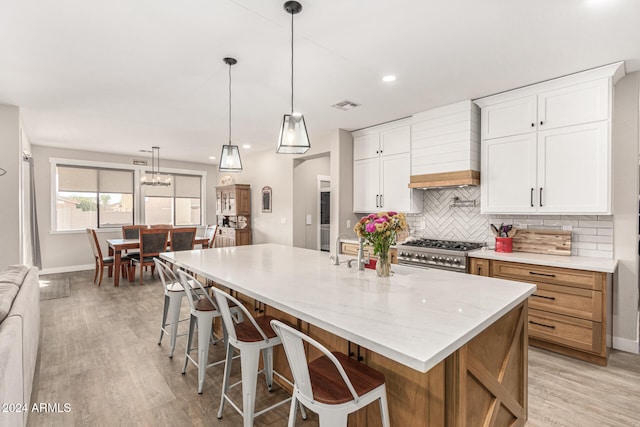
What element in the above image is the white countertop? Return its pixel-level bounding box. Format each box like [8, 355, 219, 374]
[161, 244, 535, 373]
[468, 249, 618, 273]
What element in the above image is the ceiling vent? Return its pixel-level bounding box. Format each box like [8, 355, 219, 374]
[331, 100, 361, 111]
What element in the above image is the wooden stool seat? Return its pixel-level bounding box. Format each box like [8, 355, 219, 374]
[309, 352, 385, 405]
[235, 315, 279, 342]
[194, 298, 216, 311]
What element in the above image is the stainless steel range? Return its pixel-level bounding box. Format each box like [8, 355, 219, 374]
[396, 238, 483, 273]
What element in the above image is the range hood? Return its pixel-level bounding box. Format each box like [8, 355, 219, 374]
[409, 100, 480, 190]
[409, 170, 480, 189]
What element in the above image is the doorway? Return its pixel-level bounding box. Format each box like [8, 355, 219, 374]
[317, 175, 330, 252]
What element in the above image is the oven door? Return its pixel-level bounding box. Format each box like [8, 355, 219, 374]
[397, 258, 467, 273]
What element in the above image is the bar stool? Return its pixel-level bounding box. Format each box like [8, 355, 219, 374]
[211, 288, 306, 427]
[154, 259, 191, 358]
[270, 320, 390, 427]
[176, 270, 240, 394]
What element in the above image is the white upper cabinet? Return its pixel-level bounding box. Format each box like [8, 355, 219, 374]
[352, 119, 422, 213]
[537, 78, 610, 131]
[481, 133, 537, 213]
[476, 61, 624, 215]
[537, 121, 609, 213]
[481, 95, 537, 140]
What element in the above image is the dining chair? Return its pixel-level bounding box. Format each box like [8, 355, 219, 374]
[129, 228, 170, 285]
[122, 224, 146, 239]
[203, 224, 219, 249]
[169, 227, 197, 252]
[86, 228, 130, 286]
[270, 319, 390, 427]
[211, 288, 302, 427]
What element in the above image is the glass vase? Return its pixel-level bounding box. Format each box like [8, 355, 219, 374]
[376, 252, 392, 277]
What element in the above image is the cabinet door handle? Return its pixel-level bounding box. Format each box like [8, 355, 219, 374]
[376, 195, 379, 208]
[540, 120, 544, 126]
[531, 122, 535, 127]
[477, 265, 482, 275]
[532, 294, 556, 301]
[529, 271, 556, 278]
[380, 194, 383, 207]
[530, 188, 534, 207]
[539, 187, 543, 207]
[529, 320, 555, 329]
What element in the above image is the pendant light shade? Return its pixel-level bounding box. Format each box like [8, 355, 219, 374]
[277, 1, 310, 154]
[219, 57, 243, 172]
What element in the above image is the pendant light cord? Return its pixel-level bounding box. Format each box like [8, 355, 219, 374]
[228, 62, 232, 146]
[290, 9, 294, 114]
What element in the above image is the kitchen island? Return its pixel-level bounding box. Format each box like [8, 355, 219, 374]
[161, 244, 536, 426]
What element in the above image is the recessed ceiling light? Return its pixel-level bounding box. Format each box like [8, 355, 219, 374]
[382, 75, 397, 82]
[242, 144, 251, 149]
[209, 156, 216, 160]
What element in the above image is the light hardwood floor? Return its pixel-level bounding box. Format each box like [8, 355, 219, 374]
[28, 270, 640, 427]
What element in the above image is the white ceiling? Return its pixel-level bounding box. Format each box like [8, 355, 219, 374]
[1, 0, 640, 164]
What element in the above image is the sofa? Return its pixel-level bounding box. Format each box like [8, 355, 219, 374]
[0, 265, 40, 427]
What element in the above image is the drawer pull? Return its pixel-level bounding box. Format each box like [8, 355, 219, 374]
[529, 271, 556, 278]
[529, 320, 555, 329]
[532, 294, 556, 301]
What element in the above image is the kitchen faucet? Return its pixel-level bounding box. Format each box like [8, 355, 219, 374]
[329, 233, 349, 265]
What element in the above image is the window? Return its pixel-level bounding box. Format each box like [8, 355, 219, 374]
[56, 166, 134, 230]
[142, 173, 202, 226]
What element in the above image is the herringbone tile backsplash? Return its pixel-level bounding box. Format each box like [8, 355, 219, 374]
[404, 187, 614, 258]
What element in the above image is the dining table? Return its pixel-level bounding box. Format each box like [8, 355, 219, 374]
[107, 236, 209, 286]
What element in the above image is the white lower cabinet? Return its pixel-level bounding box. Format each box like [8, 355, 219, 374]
[481, 121, 610, 214]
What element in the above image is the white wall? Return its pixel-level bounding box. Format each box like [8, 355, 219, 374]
[0, 105, 21, 269]
[31, 145, 218, 272]
[292, 155, 330, 249]
[612, 71, 640, 352]
[330, 129, 361, 256]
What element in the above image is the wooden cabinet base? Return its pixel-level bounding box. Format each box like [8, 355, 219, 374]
[265, 302, 527, 427]
[529, 338, 608, 366]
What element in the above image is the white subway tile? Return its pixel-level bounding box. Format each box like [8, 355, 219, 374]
[597, 228, 613, 236]
[536, 215, 562, 220]
[567, 215, 598, 220]
[597, 243, 613, 251]
[572, 227, 597, 235]
[572, 242, 598, 249]
[543, 219, 579, 227]
[579, 220, 613, 228]
[597, 215, 614, 220]
[577, 249, 613, 258]
[517, 219, 544, 225]
[579, 235, 612, 243]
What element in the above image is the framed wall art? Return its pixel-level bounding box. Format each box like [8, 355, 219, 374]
[262, 186, 272, 213]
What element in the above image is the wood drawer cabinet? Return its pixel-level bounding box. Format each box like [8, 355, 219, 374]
[528, 308, 602, 354]
[470, 258, 611, 365]
[468, 258, 490, 276]
[492, 260, 602, 290]
[340, 242, 398, 264]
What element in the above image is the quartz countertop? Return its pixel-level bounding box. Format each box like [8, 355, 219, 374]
[469, 249, 618, 273]
[161, 244, 535, 373]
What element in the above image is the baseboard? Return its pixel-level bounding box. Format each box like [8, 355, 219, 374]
[612, 336, 639, 354]
[38, 264, 94, 275]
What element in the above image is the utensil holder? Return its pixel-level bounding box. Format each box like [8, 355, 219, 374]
[495, 237, 513, 253]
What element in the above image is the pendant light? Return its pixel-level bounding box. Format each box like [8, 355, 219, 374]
[277, 1, 310, 154]
[140, 146, 171, 186]
[219, 57, 243, 172]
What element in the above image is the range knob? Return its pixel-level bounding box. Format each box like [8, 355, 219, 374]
[438, 256, 444, 262]
[452, 259, 460, 265]
[445, 257, 452, 264]
[430, 256, 437, 261]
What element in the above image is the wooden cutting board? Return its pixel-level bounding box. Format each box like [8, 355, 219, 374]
[511, 229, 572, 256]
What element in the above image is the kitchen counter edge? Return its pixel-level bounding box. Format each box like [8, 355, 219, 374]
[468, 249, 618, 273]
